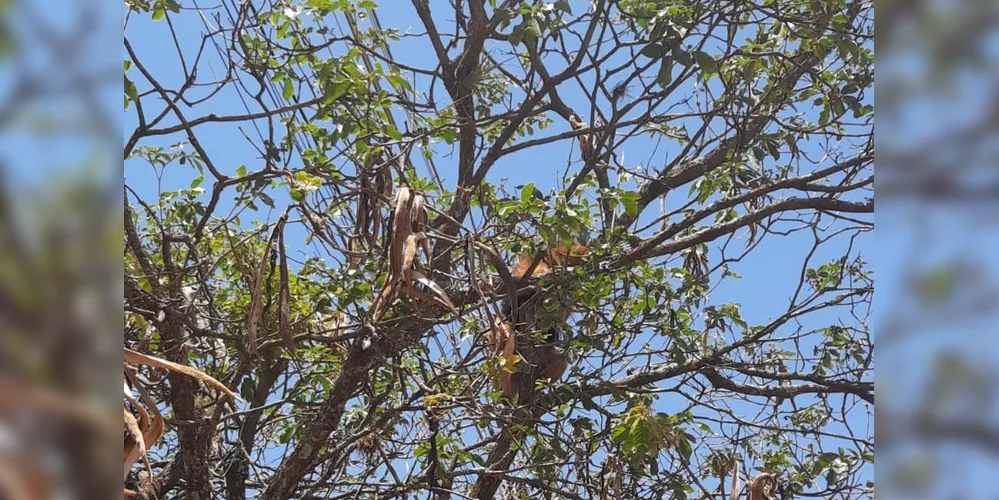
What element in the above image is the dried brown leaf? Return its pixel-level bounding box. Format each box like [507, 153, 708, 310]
[730, 457, 741, 500]
[490, 318, 511, 354]
[390, 187, 413, 279]
[127, 368, 165, 450]
[377, 163, 393, 198]
[402, 233, 421, 279]
[748, 472, 775, 500]
[411, 193, 433, 258]
[500, 320, 518, 399]
[123, 407, 148, 481]
[278, 224, 292, 348]
[124, 348, 237, 399]
[247, 214, 288, 353]
[410, 269, 458, 315]
[370, 208, 383, 249]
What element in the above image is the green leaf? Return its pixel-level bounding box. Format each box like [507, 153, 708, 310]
[520, 183, 536, 202]
[240, 377, 256, 400]
[283, 78, 295, 100]
[673, 47, 692, 66]
[693, 51, 718, 74]
[384, 124, 403, 141]
[260, 192, 275, 208]
[124, 77, 138, 109]
[554, 0, 572, 14]
[743, 59, 757, 82]
[767, 140, 780, 160]
[656, 57, 673, 87]
[291, 189, 305, 202]
[753, 147, 765, 162]
[640, 42, 667, 58]
[523, 18, 542, 42]
[386, 74, 412, 92]
[190, 175, 203, 189]
[509, 24, 525, 46]
[236, 165, 247, 177]
[328, 82, 348, 101]
[152, 6, 165, 20]
[621, 191, 640, 217]
[676, 435, 692, 459]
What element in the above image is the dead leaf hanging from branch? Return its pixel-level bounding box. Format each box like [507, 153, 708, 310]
[371, 186, 456, 320]
[247, 213, 289, 354]
[123, 346, 236, 494]
[123, 348, 236, 398]
[570, 114, 594, 162]
[349, 155, 394, 268]
[278, 222, 292, 348]
[486, 318, 518, 400]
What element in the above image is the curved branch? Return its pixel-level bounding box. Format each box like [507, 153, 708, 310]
[617, 197, 873, 267]
[700, 367, 874, 405]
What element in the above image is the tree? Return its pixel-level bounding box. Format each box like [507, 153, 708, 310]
[124, 0, 873, 498]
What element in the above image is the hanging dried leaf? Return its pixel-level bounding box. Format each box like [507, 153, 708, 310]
[748, 473, 776, 500]
[247, 214, 288, 353]
[570, 114, 593, 161]
[410, 269, 458, 315]
[131, 369, 165, 441]
[488, 317, 508, 354]
[124, 348, 237, 399]
[601, 454, 621, 500]
[390, 187, 413, 276]
[402, 232, 422, 279]
[729, 457, 741, 500]
[373, 187, 455, 320]
[614, 457, 623, 499]
[124, 377, 164, 484]
[371, 187, 412, 319]
[486, 319, 519, 400]
[126, 371, 165, 476]
[124, 347, 235, 490]
[350, 150, 393, 270]
[411, 192, 432, 258]
[123, 408, 148, 481]
[124, 387, 160, 488]
[278, 223, 292, 348]
[376, 158, 393, 198]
